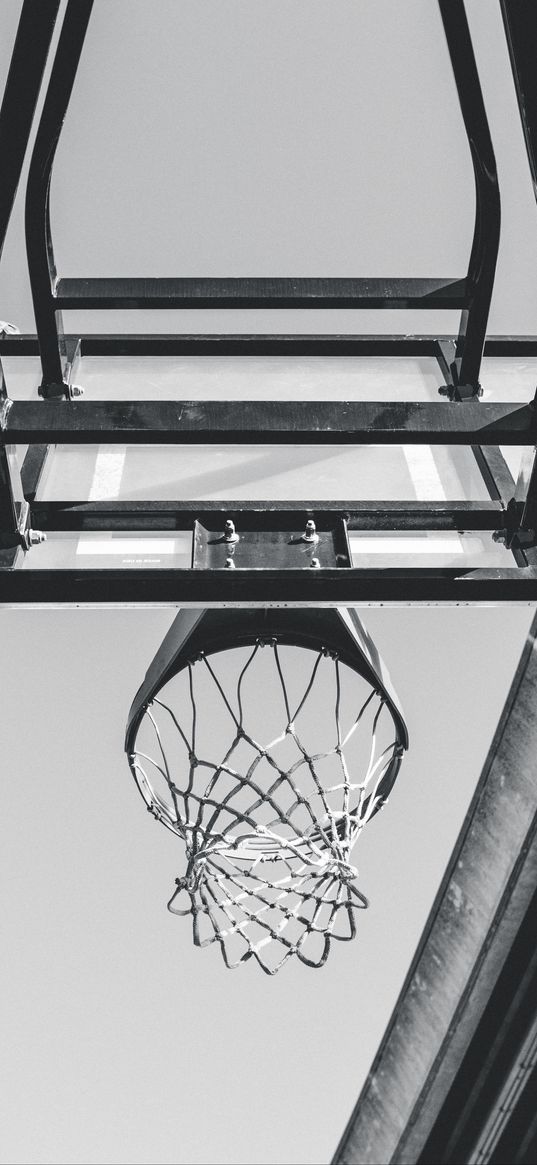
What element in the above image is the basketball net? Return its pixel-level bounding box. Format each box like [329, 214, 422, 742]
[130, 638, 402, 974]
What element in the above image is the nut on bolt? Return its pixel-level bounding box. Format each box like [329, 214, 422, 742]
[224, 519, 239, 543]
[27, 529, 47, 546]
[301, 519, 319, 544]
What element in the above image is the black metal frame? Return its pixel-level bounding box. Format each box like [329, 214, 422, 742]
[0, 0, 60, 267]
[24, 0, 94, 399]
[23, 0, 499, 400]
[0, 0, 60, 568]
[1, 0, 537, 604]
[1, 330, 537, 604]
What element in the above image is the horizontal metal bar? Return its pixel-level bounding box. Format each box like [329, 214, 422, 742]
[29, 499, 505, 532]
[0, 333, 440, 357]
[2, 400, 535, 445]
[481, 337, 537, 356]
[2, 334, 537, 358]
[81, 334, 441, 357]
[0, 566, 536, 605]
[54, 277, 469, 310]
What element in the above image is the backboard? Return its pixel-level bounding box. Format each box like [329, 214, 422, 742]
[1, 344, 536, 602]
[1, 0, 537, 604]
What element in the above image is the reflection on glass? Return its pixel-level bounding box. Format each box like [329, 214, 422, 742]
[349, 530, 514, 569]
[481, 358, 537, 403]
[19, 532, 192, 570]
[73, 356, 443, 402]
[37, 443, 491, 503]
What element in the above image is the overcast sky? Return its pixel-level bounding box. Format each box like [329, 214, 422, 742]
[1, 4, 537, 1165]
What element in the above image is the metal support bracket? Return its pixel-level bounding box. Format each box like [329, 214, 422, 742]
[0, 466, 47, 551]
[437, 340, 483, 400]
[23, 0, 499, 398]
[0, 381, 46, 549]
[192, 517, 351, 571]
[494, 498, 536, 551]
[498, 431, 537, 550]
[38, 335, 84, 399]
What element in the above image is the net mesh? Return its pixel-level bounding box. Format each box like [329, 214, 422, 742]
[129, 638, 402, 974]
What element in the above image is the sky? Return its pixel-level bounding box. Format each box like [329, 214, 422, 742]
[1, 3, 537, 1165]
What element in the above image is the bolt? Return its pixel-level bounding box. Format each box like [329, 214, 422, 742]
[302, 519, 318, 543]
[224, 519, 239, 543]
[310, 557, 320, 569]
[27, 529, 47, 546]
[225, 557, 235, 569]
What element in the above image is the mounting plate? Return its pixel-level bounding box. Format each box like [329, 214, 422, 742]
[192, 518, 351, 571]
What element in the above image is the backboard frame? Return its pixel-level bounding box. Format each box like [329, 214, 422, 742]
[1, 0, 537, 605]
[23, 0, 499, 402]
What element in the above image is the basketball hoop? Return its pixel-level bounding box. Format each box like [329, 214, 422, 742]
[125, 610, 408, 974]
